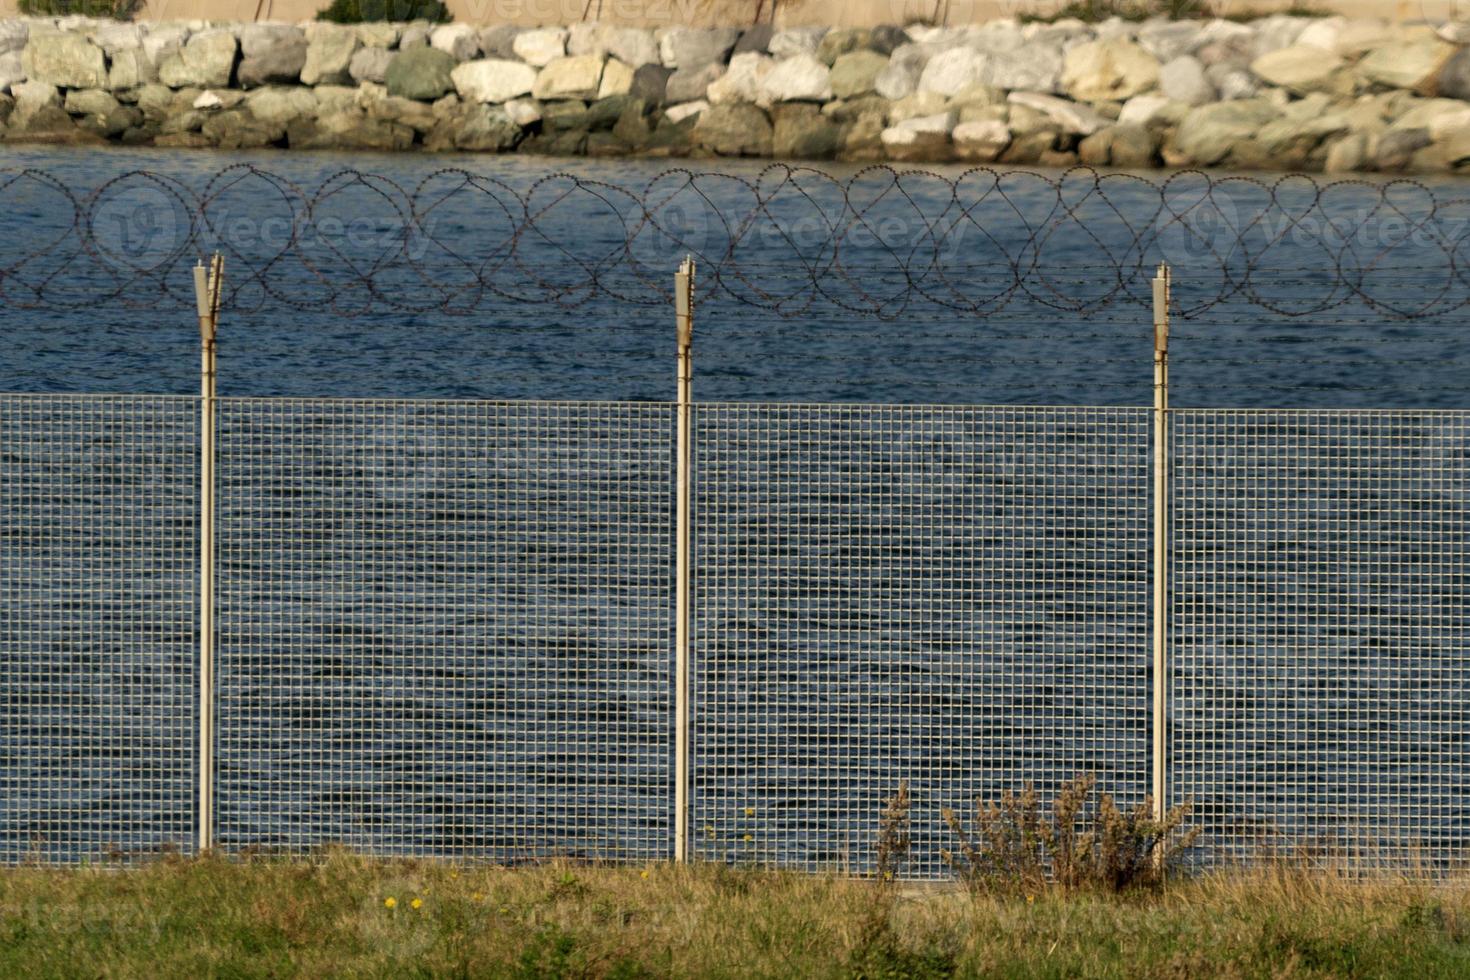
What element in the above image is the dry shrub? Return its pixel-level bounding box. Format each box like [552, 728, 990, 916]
[941, 773, 1199, 893]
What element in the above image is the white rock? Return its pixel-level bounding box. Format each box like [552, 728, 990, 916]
[0, 50, 23, 92]
[759, 53, 831, 102]
[597, 57, 634, 98]
[568, 24, 657, 67]
[299, 24, 357, 86]
[952, 119, 1010, 161]
[707, 51, 771, 105]
[1160, 55, 1216, 106]
[1007, 91, 1106, 135]
[1436, 21, 1470, 45]
[1137, 21, 1200, 63]
[980, 46, 1064, 93]
[142, 25, 188, 67]
[1429, 107, 1470, 142]
[451, 58, 536, 104]
[1296, 16, 1346, 51]
[157, 28, 236, 89]
[245, 85, 319, 125]
[918, 47, 983, 97]
[503, 97, 541, 125]
[532, 54, 603, 100]
[1251, 44, 1345, 94]
[12, 79, 60, 114]
[1118, 93, 1170, 127]
[874, 43, 928, 100]
[663, 99, 707, 123]
[513, 28, 566, 67]
[22, 31, 107, 88]
[192, 89, 223, 109]
[93, 21, 142, 53]
[880, 111, 955, 153]
[1062, 38, 1159, 102]
[430, 23, 478, 61]
[0, 20, 28, 56]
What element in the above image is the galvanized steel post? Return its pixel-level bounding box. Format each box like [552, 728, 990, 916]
[194, 253, 224, 853]
[1151, 262, 1170, 824]
[674, 256, 694, 863]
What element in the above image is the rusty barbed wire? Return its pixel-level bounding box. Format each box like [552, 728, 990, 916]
[0, 163, 1466, 321]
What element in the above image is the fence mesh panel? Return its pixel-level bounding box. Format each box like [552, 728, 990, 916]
[214, 398, 672, 860]
[690, 404, 1151, 876]
[1170, 410, 1470, 863]
[0, 394, 198, 864]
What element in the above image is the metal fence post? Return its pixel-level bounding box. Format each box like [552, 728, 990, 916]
[674, 256, 695, 863]
[1151, 262, 1171, 824]
[194, 253, 224, 853]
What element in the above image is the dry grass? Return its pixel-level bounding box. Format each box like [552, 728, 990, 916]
[2, 849, 1470, 978]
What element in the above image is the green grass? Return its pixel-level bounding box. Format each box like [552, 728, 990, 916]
[4, 851, 1470, 977]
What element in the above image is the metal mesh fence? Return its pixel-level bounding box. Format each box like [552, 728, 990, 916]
[1170, 410, 1470, 863]
[213, 398, 672, 860]
[0, 394, 198, 863]
[690, 405, 1152, 876]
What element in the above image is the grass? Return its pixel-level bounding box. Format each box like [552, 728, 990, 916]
[1017, 0, 1327, 22]
[4, 851, 1470, 977]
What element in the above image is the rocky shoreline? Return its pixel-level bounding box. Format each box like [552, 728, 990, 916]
[2, 15, 1470, 173]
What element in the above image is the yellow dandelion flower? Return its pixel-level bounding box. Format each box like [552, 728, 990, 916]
[743, 834, 753, 843]
[744, 806, 755, 817]
[411, 898, 423, 910]
[450, 871, 459, 880]
[472, 893, 484, 902]
[1026, 895, 1035, 904]
[499, 906, 510, 914]
[384, 897, 396, 909]
[640, 869, 650, 879]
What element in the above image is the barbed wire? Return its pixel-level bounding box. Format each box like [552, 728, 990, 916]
[1, 164, 1467, 321]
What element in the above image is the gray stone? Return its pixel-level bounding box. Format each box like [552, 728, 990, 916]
[455, 104, 520, 150]
[385, 46, 455, 101]
[830, 50, 887, 99]
[874, 44, 926, 100]
[771, 103, 839, 158]
[887, 90, 947, 123]
[1251, 14, 1310, 58]
[1375, 126, 1431, 170]
[478, 25, 522, 60]
[63, 87, 118, 116]
[660, 27, 740, 70]
[631, 64, 671, 105]
[451, 58, 536, 103]
[201, 108, 283, 149]
[0, 19, 28, 56]
[869, 25, 906, 56]
[760, 53, 831, 102]
[92, 22, 141, 54]
[300, 25, 358, 86]
[1118, 94, 1171, 127]
[1359, 37, 1456, 92]
[693, 101, 771, 155]
[768, 28, 826, 60]
[706, 52, 769, 105]
[1174, 98, 1281, 165]
[980, 45, 1064, 93]
[245, 85, 319, 125]
[430, 24, 479, 62]
[597, 58, 634, 98]
[881, 111, 953, 161]
[666, 62, 723, 104]
[78, 104, 143, 140]
[22, 31, 106, 88]
[399, 24, 431, 50]
[533, 55, 604, 101]
[513, 28, 565, 67]
[733, 25, 773, 56]
[918, 47, 982, 97]
[1007, 91, 1107, 135]
[1208, 63, 1257, 101]
[1437, 48, 1470, 102]
[240, 23, 303, 57]
[568, 24, 657, 67]
[502, 97, 540, 126]
[1137, 21, 1200, 64]
[1062, 38, 1160, 102]
[584, 93, 641, 130]
[349, 46, 395, 85]
[141, 26, 188, 69]
[1109, 124, 1158, 167]
[237, 42, 306, 88]
[158, 29, 237, 89]
[356, 23, 399, 48]
[1160, 55, 1215, 106]
[0, 50, 23, 92]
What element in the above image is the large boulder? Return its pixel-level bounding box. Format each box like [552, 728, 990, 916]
[1173, 98, 1281, 165]
[245, 85, 319, 125]
[597, 58, 635, 98]
[568, 24, 657, 67]
[1251, 44, 1345, 95]
[771, 103, 839, 157]
[0, 20, 28, 56]
[630, 63, 671, 104]
[768, 27, 826, 59]
[533, 55, 604, 101]
[1062, 38, 1159, 102]
[881, 111, 953, 161]
[300, 25, 359, 86]
[451, 58, 536, 103]
[733, 25, 773, 55]
[0, 50, 25, 91]
[706, 52, 770, 105]
[238, 31, 308, 88]
[349, 47, 395, 85]
[1359, 37, 1456, 92]
[512, 28, 565, 67]
[430, 24, 479, 61]
[356, 23, 399, 48]
[454, 104, 521, 150]
[874, 43, 927, 100]
[385, 46, 455, 100]
[660, 27, 740, 69]
[1160, 55, 1215, 105]
[692, 101, 772, 155]
[1137, 20, 1201, 63]
[158, 29, 237, 89]
[22, 31, 106, 89]
[952, 119, 1010, 161]
[665, 62, 723, 103]
[478, 25, 522, 60]
[816, 27, 868, 66]
[1007, 91, 1107, 136]
[830, 50, 887, 99]
[760, 53, 832, 102]
[918, 47, 982, 97]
